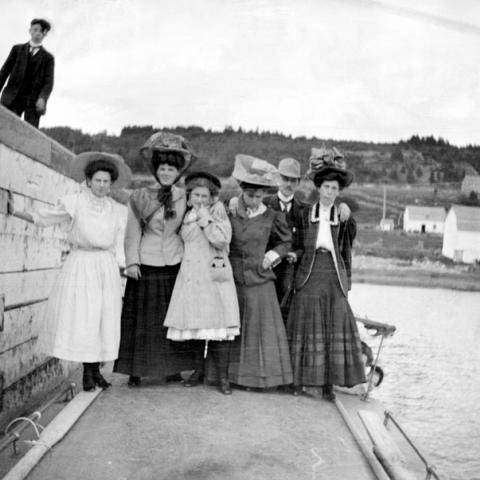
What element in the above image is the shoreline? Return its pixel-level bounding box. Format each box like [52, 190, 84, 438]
[353, 267, 480, 292]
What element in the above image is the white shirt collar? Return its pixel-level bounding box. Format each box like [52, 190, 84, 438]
[278, 191, 294, 203]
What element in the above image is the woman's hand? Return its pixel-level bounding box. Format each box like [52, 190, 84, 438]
[228, 197, 239, 216]
[262, 255, 273, 270]
[125, 265, 141, 280]
[196, 205, 210, 217]
[262, 250, 281, 270]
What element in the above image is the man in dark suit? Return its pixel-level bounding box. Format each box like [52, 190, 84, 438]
[263, 158, 305, 316]
[0, 18, 55, 128]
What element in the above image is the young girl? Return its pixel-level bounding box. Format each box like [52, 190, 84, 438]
[164, 172, 240, 394]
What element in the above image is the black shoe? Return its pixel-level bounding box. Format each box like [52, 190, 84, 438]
[322, 384, 336, 401]
[292, 385, 303, 396]
[166, 373, 182, 383]
[91, 363, 111, 390]
[128, 375, 141, 388]
[219, 378, 232, 395]
[184, 370, 203, 387]
[82, 363, 96, 392]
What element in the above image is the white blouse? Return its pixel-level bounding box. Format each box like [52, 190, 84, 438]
[32, 189, 125, 254]
[312, 203, 337, 251]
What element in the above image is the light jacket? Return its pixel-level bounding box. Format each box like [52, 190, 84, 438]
[124, 185, 186, 267]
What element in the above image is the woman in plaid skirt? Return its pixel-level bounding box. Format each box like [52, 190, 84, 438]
[287, 148, 365, 400]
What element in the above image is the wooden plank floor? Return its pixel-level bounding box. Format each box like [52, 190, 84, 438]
[27, 374, 376, 480]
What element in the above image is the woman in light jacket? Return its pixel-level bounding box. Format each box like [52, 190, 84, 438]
[164, 172, 240, 394]
[9, 152, 131, 391]
[287, 150, 365, 400]
[113, 132, 199, 387]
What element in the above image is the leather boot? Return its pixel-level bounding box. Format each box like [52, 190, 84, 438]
[91, 363, 111, 389]
[82, 363, 95, 392]
[219, 378, 232, 395]
[128, 375, 141, 387]
[184, 369, 204, 387]
[322, 384, 336, 401]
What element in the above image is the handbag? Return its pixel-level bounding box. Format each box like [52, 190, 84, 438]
[209, 250, 231, 282]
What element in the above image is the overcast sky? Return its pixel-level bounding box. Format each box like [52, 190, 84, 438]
[1, 0, 479, 145]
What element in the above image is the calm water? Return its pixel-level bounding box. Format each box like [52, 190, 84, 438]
[349, 284, 480, 480]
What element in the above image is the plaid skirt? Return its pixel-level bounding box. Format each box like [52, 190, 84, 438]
[287, 251, 365, 387]
[114, 264, 199, 380]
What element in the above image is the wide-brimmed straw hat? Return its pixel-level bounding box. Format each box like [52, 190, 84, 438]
[278, 157, 301, 179]
[232, 154, 280, 189]
[139, 131, 194, 177]
[306, 145, 353, 188]
[70, 151, 132, 189]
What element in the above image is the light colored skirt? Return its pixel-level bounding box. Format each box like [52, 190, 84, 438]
[165, 262, 240, 342]
[167, 327, 240, 341]
[39, 249, 122, 362]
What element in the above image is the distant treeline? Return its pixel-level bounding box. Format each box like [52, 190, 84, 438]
[41, 125, 480, 184]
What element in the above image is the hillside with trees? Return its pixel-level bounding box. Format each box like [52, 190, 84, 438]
[42, 125, 480, 185]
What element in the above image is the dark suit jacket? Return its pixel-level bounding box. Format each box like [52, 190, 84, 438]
[263, 194, 305, 232]
[293, 204, 357, 296]
[262, 194, 306, 299]
[0, 43, 54, 111]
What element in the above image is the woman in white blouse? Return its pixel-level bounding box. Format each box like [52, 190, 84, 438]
[286, 150, 365, 400]
[9, 152, 131, 391]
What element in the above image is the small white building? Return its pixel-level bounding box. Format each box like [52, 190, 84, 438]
[379, 218, 394, 231]
[403, 206, 446, 234]
[442, 205, 480, 263]
[461, 175, 480, 197]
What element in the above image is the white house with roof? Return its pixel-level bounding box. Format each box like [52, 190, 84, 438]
[442, 205, 480, 263]
[403, 206, 446, 234]
[461, 175, 480, 197]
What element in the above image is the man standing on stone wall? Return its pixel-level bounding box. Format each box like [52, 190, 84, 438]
[0, 18, 54, 128]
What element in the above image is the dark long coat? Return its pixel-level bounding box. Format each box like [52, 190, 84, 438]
[293, 203, 356, 295]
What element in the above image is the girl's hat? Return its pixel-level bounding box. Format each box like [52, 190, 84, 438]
[185, 171, 222, 191]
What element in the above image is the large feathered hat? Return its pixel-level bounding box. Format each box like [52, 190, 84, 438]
[306, 145, 353, 188]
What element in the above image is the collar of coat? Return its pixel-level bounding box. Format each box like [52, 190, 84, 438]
[130, 184, 184, 222]
[310, 202, 339, 225]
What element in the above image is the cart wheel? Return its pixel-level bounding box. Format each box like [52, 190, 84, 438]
[370, 366, 384, 387]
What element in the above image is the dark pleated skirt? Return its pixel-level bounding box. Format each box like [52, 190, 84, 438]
[113, 264, 198, 380]
[227, 281, 293, 388]
[287, 251, 366, 388]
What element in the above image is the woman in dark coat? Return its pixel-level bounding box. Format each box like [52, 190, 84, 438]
[226, 154, 293, 389]
[113, 132, 199, 387]
[287, 149, 365, 400]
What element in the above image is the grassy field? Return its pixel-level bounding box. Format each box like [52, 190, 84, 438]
[354, 229, 445, 262]
[346, 183, 458, 225]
